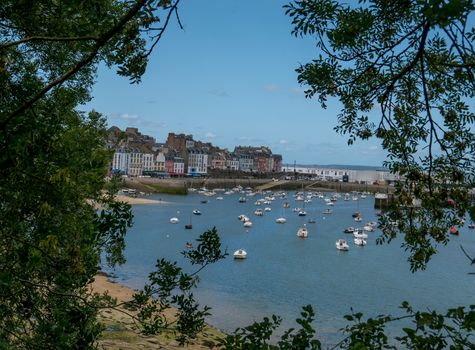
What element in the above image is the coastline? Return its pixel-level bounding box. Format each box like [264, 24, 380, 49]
[91, 274, 223, 349]
[114, 194, 169, 205]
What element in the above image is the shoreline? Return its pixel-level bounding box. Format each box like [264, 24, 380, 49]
[114, 194, 169, 205]
[91, 274, 223, 349]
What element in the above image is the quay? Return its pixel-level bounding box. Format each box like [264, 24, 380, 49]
[123, 177, 395, 208]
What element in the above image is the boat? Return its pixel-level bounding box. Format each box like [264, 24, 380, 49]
[238, 197, 247, 203]
[169, 217, 179, 224]
[240, 215, 250, 222]
[254, 209, 264, 216]
[192, 209, 201, 215]
[233, 249, 247, 259]
[297, 224, 308, 238]
[308, 218, 316, 224]
[354, 215, 362, 222]
[185, 242, 193, 249]
[323, 208, 333, 215]
[276, 217, 286, 224]
[283, 202, 290, 208]
[354, 237, 367, 246]
[243, 221, 253, 227]
[216, 196, 224, 200]
[336, 239, 349, 251]
[264, 207, 272, 212]
[469, 223, 475, 229]
[363, 224, 375, 232]
[353, 231, 368, 239]
[185, 223, 192, 229]
[298, 209, 307, 216]
[344, 227, 355, 234]
[450, 226, 459, 235]
[200, 199, 208, 204]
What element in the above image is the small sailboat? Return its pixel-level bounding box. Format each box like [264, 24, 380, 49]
[192, 209, 201, 215]
[354, 237, 367, 246]
[170, 217, 179, 224]
[297, 224, 308, 238]
[336, 239, 349, 251]
[233, 249, 247, 259]
[276, 217, 287, 224]
[243, 221, 253, 228]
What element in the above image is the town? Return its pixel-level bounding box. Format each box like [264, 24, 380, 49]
[108, 126, 400, 185]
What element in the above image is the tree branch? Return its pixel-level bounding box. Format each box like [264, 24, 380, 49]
[0, 36, 98, 50]
[0, 0, 149, 131]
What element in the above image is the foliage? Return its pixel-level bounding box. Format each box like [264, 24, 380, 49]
[221, 305, 321, 350]
[126, 227, 227, 344]
[284, 0, 475, 271]
[0, 0, 182, 348]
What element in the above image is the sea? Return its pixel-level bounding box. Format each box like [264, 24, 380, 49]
[102, 190, 475, 346]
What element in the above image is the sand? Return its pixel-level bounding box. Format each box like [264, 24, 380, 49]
[114, 195, 168, 205]
[90, 275, 223, 349]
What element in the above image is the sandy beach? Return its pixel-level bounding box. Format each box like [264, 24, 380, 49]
[114, 194, 169, 205]
[91, 275, 223, 349]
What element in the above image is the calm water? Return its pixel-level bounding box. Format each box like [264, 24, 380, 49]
[103, 191, 475, 345]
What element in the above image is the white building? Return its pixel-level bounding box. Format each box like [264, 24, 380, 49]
[226, 157, 240, 171]
[112, 151, 129, 174]
[156, 152, 166, 172]
[142, 153, 155, 172]
[187, 149, 208, 175]
[238, 154, 254, 172]
[127, 152, 143, 177]
[174, 157, 185, 175]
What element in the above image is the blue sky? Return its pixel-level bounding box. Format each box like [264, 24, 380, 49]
[85, 0, 386, 166]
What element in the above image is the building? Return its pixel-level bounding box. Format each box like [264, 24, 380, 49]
[187, 148, 208, 175]
[127, 151, 143, 177]
[111, 150, 129, 174]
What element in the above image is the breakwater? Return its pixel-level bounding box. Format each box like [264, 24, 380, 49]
[125, 177, 393, 195]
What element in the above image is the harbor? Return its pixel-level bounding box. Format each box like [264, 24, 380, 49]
[104, 188, 474, 346]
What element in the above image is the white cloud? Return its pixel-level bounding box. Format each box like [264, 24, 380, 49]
[205, 132, 217, 139]
[119, 113, 139, 120]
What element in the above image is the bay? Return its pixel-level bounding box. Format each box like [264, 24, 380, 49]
[103, 191, 475, 346]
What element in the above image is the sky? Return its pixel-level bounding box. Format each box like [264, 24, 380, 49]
[85, 0, 386, 166]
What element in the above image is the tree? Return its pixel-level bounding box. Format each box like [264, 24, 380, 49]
[284, 0, 475, 271]
[0, 0, 185, 348]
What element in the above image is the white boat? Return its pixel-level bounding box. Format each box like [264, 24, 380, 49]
[192, 209, 201, 215]
[264, 207, 272, 212]
[238, 197, 247, 203]
[344, 227, 355, 233]
[354, 216, 362, 222]
[353, 231, 368, 239]
[243, 221, 253, 227]
[298, 210, 307, 216]
[297, 224, 308, 238]
[238, 214, 249, 222]
[276, 217, 287, 224]
[354, 237, 367, 246]
[169, 217, 179, 224]
[216, 196, 224, 200]
[363, 225, 375, 232]
[233, 249, 247, 259]
[336, 239, 349, 251]
[254, 209, 264, 216]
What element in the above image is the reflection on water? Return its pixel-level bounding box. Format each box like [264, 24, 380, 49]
[104, 191, 475, 345]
